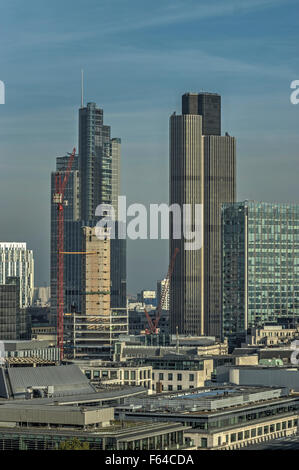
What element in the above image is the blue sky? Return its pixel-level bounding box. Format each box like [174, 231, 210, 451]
[0, 0, 298, 294]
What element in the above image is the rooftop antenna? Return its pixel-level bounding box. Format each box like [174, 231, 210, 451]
[81, 69, 84, 108]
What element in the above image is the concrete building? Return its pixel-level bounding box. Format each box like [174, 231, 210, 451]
[117, 385, 298, 450]
[0, 242, 34, 309]
[68, 360, 152, 390]
[0, 364, 95, 399]
[137, 290, 157, 305]
[129, 354, 214, 393]
[64, 226, 128, 360]
[170, 92, 236, 337]
[245, 325, 299, 347]
[32, 287, 50, 307]
[229, 365, 299, 392]
[157, 279, 170, 310]
[222, 201, 299, 349]
[81, 226, 110, 316]
[0, 339, 59, 362]
[0, 410, 190, 451]
[117, 335, 229, 360]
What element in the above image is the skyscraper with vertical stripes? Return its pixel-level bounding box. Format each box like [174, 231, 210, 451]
[170, 92, 236, 337]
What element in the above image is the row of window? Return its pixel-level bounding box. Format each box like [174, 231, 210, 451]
[153, 373, 195, 382]
[201, 418, 298, 448]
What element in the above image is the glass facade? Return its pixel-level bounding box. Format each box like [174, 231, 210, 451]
[222, 201, 299, 346]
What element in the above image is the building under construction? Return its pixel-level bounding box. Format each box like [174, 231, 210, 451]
[64, 226, 128, 360]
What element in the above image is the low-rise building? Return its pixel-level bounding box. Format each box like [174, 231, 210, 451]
[245, 325, 299, 347]
[229, 365, 299, 392]
[66, 360, 152, 391]
[116, 385, 299, 450]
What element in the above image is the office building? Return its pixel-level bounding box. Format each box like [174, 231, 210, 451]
[0, 242, 34, 308]
[157, 279, 170, 310]
[117, 385, 299, 450]
[182, 92, 221, 135]
[170, 92, 236, 337]
[50, 155, 80, 326]
[78, 102, 126, 309]
[222, 201, 299, 348]
[0, 277, 28, 340]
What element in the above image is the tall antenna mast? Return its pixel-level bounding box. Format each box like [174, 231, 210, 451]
[81, 69, 84, 108]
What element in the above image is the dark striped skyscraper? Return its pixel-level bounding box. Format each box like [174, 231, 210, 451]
[170, 92, 236, 337]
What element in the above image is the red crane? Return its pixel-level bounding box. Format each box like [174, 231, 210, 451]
[144, 248, 179, 334]
[53, 147, 76, 358]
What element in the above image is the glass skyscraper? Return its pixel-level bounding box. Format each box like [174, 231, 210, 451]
[79, 102, 126, 309]
[222, 201, 299, 347]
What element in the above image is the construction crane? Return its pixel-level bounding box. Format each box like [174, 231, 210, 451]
[53, 147, 76, 358]
[144, 248, 179, 334]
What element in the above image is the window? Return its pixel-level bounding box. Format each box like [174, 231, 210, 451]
[264, 426, 269, 434]
[251, 429, 256, 438]
[282, 422, 287, 430]
[244, 430, 250, 439]
[237, 432, 243, 441]
[230, 433, 236, 443]
[258, 427, 263, 436]
[189, 374, 194, 382]
[177, 374, 182, 381]
[159, 373, 164, 381]
[168, 373, 173, 381]
[168, 385, 173, 391]
[201, 438, 207, 448]
[276, 423, 281, 431]
[177, 385, 182, 391]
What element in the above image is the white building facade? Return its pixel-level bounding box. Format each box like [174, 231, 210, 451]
[0, 242, 34, 308]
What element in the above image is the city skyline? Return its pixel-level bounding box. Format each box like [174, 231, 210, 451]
[0, 0, 299, 294]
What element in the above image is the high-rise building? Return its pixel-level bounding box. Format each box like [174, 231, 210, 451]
[79, 102, 112, 221]
[50, 155, 80, 326]
[81, 226, 110, 317]
[182, 92, 221, 135]
[0, 242, 34, 308]
[110, 137, 121, 220]
[78, 102, 126, 309]
[170, 92, 236, 337]
[50, 101, 127, 355]
[0, 277, 29, 340]
[64, 226, 128, 360]
[222, 201, 299, 349]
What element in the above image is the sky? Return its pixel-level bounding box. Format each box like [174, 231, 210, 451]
[0, 0, 298, 295]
